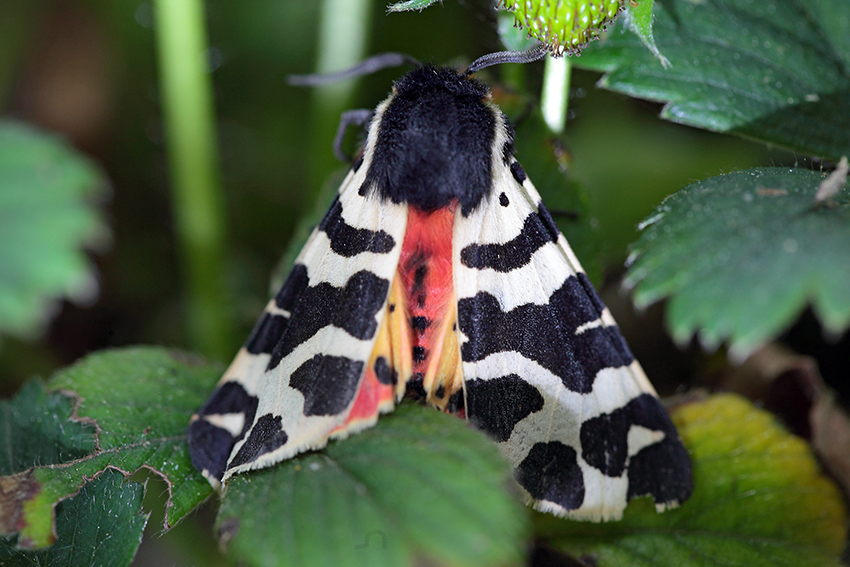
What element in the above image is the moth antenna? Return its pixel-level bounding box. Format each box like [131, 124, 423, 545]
[463, 44, 548, 76]
[548, 209, 580, 221]
[287, 53, 421, 87]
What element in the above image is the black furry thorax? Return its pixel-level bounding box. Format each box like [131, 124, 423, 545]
[361, 66, 514, 215]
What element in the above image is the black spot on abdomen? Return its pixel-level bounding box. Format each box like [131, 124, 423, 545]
[411, 316, 429, 331]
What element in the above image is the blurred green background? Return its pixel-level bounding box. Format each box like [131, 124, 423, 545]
[2, 1, 830, 564]
[0, 0, 772, 391]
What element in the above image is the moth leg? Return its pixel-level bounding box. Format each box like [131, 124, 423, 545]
[334, 109, 374, 163]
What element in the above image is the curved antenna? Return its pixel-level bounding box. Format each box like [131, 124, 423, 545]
[287, 53, 421, 87]
[463, 44, 548, 76]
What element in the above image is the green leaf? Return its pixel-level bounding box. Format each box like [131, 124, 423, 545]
[575, 0, 850, 160]
[624, 167, 850, 359]
[217, 404, 529, 567]
[624, 0, 668, 67]
[502, 0, 624, 56]
[808, 0, 850, 71]
[0, 120, 109, 339]
[536, 394, 847, 567]
[386, 0, 441, 13]
[0, 381, 95, 476]
[1, 470, 149, 567]
[0, 347, 217, 548]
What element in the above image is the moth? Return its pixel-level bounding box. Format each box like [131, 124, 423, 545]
[188, 50, 692, 521]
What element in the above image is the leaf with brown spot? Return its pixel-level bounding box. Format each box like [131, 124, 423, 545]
[0, 347, 218, 549]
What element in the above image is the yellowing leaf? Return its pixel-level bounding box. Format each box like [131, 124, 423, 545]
[536, 394, 847, 567]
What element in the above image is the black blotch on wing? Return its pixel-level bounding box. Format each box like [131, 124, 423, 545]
[197, 381, 259, 421]
[274, 263, 309, 311]
[374, 356, 397, 385]
[447, 390, 465, 413]
[580, 398, 633, 477]
[516, 441, 585, 511]
[580, 393, 692, 505]
[466, 375, 544, 442]
[501, 138, 513, 165]
[509, 161, 527, 184]
[318, 195, 396, 257]
[187, 420, 236, 481]
[627, 438, 693, 505]
[536, 203, 560, 243]
[188, 381, 260, 480]
[289, 354, 365, 416]
[228, 413, 289, 469]
[460, 210, 556, 272]
[245, 313, 289, 355]
[457, 274, 633, 393]
[267, 270, 389, 371]
[626, 395, 693, 504]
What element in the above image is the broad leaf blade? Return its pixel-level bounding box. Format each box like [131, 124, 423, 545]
[537, 394, 847, 566]
[0, 381, 95, 476]
[0, 470, 149, 567]
[217, 404, 529, 567]
[575, 0, 850, 160]
[0, 347, 217, 548]
[625, 167, 850, 359]
[807, 0, 850, 71]
[0, 120, 109, 338]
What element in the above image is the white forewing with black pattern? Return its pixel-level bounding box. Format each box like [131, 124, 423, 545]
[453, 114, 691, 521]
[188, 111, 408, 483]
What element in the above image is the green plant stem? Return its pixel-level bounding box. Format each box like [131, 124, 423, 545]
[153, 0, 231, 360]
[308, 0, 374, 196]
[541, 55, 571, 134]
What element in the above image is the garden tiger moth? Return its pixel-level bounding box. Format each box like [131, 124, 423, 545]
[187, 52, 692, 521]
